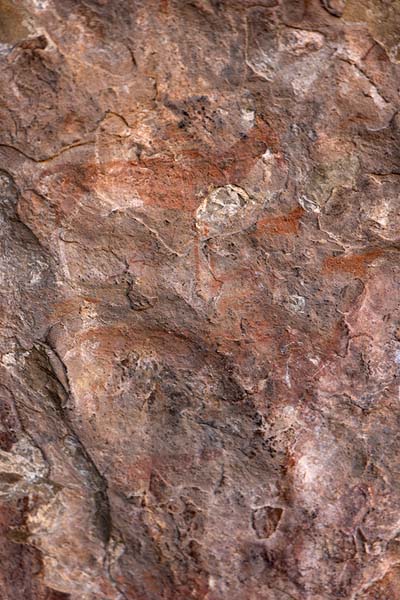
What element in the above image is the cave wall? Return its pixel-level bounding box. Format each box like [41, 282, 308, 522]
[0, 1, 400, 598]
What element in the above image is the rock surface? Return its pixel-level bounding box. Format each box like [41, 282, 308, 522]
[0, 1, 400, 598]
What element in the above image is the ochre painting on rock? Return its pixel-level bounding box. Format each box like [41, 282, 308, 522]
[0, 1, 399, 599]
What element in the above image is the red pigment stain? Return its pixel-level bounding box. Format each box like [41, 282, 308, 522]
[324, 249, 382, 277]
[256, 206, 304, 235]
[160, 0, 169, 13]
[38, 118, 281, 213]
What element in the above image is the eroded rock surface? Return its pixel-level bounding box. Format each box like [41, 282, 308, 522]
[0, 1, 399, 598]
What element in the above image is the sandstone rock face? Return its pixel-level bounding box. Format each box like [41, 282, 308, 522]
[0, 1, 399, 599]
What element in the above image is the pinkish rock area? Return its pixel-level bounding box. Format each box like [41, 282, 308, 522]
[0, 1, 399, 598]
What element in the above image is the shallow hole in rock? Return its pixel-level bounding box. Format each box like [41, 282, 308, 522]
[252, 506, 283, 538]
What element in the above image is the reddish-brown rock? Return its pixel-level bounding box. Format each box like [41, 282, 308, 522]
[0, 1, 399, 598]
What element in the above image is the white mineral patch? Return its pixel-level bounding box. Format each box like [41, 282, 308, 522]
[196, 185, 259, 237]
[1, 352, 16, 367]
[298, 195, 320, 213]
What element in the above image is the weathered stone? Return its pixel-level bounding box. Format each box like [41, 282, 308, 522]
[0, 1, 399, 599]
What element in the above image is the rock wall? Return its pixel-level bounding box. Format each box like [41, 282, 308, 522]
[0, 1, 399, 598]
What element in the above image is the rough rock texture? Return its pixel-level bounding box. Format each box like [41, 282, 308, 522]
[0, 1, 399, 598]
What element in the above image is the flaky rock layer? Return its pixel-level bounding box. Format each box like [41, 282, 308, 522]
[0, 1, 399, 599]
